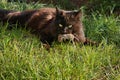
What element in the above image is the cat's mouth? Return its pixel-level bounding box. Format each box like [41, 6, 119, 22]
[57, 33, 80, 43]
[58, 34, 73, 42]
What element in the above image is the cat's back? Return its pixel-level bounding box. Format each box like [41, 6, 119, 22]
[37, 8, 56, 14]
[26, 8, 57, 30]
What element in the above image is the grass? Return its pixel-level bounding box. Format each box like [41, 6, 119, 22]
[0, 0, 120, 80]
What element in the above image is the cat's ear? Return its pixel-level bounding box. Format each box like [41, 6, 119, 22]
[74, 10, 82, 20]
[56, 7, 64, 16]
[56, 7, 59, 14]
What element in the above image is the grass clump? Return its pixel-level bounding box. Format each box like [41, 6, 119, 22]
[0, 0, 120, 80]
[84, 13, 120, 47]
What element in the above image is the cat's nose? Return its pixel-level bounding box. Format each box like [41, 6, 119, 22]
[63, 27, 68, 34]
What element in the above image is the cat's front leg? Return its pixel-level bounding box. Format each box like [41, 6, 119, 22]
[73, 33, 98, 46]
[42, 43, 51, 50]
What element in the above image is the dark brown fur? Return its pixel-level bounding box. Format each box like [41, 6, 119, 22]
[53, 8, 97, 45]
[0, 7, 96, 46]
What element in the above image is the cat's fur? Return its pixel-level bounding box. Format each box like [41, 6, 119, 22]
[0, 7, 96, 46]
[53, 8, 97, 45]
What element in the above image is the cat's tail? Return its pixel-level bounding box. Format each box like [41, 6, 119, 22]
[0, 9, 14, 21]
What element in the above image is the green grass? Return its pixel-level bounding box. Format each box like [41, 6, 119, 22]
[0, 1, 120, 80]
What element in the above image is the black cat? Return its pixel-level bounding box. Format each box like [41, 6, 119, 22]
[0, 7, 96, 46]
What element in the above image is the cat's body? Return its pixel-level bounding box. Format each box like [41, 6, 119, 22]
[0, 7, 96, 46]
[0, 8, 60, 44]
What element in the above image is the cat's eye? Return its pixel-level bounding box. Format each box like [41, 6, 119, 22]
[68, 25, 72, 28]
[59, 24, 63, 27]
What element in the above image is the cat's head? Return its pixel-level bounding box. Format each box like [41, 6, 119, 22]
[55, 7, 82, 34]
